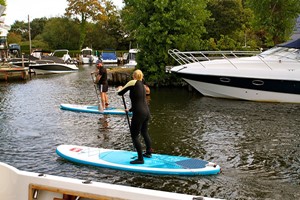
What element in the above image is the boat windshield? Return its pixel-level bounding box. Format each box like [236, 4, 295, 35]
[128, 53, 136, 60]
[82, 50, 92, 56]
[260, 47, 300, 60]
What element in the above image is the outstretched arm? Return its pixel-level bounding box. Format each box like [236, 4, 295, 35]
[117, 80, 137, 96]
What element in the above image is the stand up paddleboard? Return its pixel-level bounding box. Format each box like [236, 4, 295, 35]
[60, 104, 132, 115]
[56, 145, 221, 176]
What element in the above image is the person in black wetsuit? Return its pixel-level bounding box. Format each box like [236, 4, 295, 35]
[117, 69, 152, 164]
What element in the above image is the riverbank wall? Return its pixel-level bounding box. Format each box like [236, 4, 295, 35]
[107, 68, 133, 86]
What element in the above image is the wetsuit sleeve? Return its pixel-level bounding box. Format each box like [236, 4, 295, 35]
[117, 80, 137, 96]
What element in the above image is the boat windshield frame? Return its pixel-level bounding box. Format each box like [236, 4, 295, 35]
[260, 46, 300, 60]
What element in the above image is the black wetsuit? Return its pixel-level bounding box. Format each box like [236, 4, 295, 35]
[97, 67, 108, 92]
[117, 80, 151, 161]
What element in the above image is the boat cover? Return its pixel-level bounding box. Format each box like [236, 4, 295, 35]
[278, 38, 300, 49]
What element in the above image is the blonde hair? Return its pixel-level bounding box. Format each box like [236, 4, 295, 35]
[133, 69, 144, 81]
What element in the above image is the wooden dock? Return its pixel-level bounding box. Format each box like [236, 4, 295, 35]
[0, 66, 28, 81]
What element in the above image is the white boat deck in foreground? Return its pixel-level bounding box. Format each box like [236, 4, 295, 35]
[0, 162, 223, 200]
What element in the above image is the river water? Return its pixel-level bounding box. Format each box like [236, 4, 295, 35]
[0, 65, 299, 200]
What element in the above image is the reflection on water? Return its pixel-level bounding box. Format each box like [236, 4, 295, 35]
[0, 65, 300, 200]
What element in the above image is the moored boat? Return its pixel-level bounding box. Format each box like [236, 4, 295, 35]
[79, 47, 99, 64]
[124, 48, 139, 68]
[49, 49, 78, 64]
[28, 49, 79, 74]
[29, 60, 78, 74]
[0, 162, 222, 200]
[101, 50, 118, 67]
[169, 38, 300, 103]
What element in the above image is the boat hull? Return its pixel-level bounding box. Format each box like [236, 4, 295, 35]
[170, 42, 300, 103]
[29, 63, 78, 74]
[184, 77, 300, 103]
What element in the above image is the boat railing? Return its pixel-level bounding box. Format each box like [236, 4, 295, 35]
[168, 49, 261, 68]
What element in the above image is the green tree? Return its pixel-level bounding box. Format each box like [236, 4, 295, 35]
[0, 0, 6, 13]
[8, 21, 28, 41]
[7, 32, 22, 44]
[122, 0, 210, 85]
[30, 17, 48, 40]
[65, 0, 106, 50]
[86, 1, 124, 50]
[206, 0, 244, 39]
[41, 17, 80, 50]
[246, 0, 300, 46]
[205, 0, 256, 50]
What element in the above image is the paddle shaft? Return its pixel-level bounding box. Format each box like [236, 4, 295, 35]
[90, 73, 102, 110]
[122, 95, 131, 129]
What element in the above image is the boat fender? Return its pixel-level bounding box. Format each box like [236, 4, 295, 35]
[38, 173, 45, 177]
[192, 197, 204, 200]
[82, 179, 92, 184]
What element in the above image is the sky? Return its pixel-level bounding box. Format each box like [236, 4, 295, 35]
[4, 0, 124, 26]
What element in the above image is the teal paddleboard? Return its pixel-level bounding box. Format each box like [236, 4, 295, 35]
[56, 145, 221, 176]
[60, 104, 132, 115]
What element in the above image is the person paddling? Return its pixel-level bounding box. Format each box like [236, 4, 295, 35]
[91, 60, 109, 111]
[117, 69, 152, 164]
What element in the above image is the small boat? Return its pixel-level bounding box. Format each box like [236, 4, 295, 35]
[101, 50, 118, 67]
[29, 60, 78, 74]
[49, 49, 78, 64]
[169, 38, 300, 103]
[8, 49, 50, 67]
[27, 49, 79, 74]
[124, 48, 139, 68]
[0, 162, 221, 200]
[79, 47, 99, 64]
[8, 50, 78, 74]
[7, 57, 33, 67]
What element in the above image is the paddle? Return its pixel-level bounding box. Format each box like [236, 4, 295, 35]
[90, 73, 102, 111]
[122, 95, 131, 129]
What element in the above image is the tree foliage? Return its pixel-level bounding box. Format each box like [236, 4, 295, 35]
[246, 0, 300, 46]
[7, 32, 22, 44]
[8, 18, 48, 42]
[65, 0, 107, 50]
[42, 17, 80, 50]
[122, 0, 210, 85]
[9, 21, 28, 41]
[204, 0, 256, 50]
[206, 0, 245, 39]
[86, 1, 126, 50]
[0, 0, 5, 6]
[30, 17, 48, 40]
